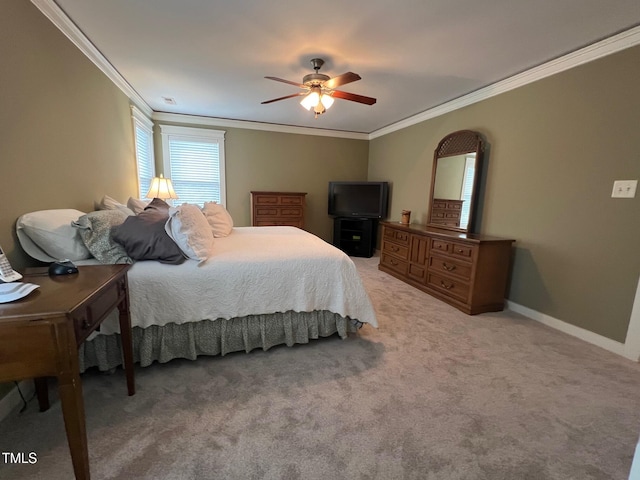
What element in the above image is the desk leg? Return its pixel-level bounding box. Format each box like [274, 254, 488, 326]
[117, 279, 135, 396]
[55, 323, 91, 480]
[58, 373, 90, 480]
[35, 377, 50, 412]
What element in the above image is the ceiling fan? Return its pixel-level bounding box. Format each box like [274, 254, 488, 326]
[261, 58, 376, 118]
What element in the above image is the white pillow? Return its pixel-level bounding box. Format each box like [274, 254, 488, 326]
[127, 197, 150, 215]
[16, 209, 92, 262]
[165, 204, 215, 264]
[202, 202, 233, 237]
[98, 195, 135, 216]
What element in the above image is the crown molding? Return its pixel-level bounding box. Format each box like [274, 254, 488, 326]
[369, 25, 640, 140]
[130, 105, 153, 130]
[152, 112, 369, 140]
[31, 0, 153, 118]
[32, 0, 639, 141]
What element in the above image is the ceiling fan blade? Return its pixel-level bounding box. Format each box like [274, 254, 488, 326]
[264, 76, 306, 88]
[261, 92, 307, 104]
[331, 90, 377, 105]
[324, 72, 361, 89]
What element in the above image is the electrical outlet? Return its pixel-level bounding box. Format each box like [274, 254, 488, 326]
[611, 180, 637, 198]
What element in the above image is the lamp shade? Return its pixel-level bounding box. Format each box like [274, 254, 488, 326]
[146, 174, 178, 200]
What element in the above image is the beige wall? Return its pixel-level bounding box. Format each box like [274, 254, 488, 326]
[1, 0, 138, 271]
[369, 45, 640, 343]
[154, 124, 369, 242]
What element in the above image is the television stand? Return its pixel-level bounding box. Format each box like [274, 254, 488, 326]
[332, 217, 378, 258]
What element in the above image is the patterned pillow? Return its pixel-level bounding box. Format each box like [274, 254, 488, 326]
[72, 210, 132, 264]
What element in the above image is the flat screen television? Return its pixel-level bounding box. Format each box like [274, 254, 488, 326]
[328, 181, 389, 218]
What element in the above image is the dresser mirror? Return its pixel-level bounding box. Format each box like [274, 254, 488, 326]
[427, 130, 484, 233]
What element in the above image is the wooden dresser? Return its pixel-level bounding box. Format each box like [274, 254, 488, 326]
[379, 221, 514, 314]
[430, 198, 463, 227]
[251, 191, 307, 229]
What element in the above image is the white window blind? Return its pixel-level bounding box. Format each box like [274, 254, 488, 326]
[131, 106, 155, 199]
[160, 126, 226, 207]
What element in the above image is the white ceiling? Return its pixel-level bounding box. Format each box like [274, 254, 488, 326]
[48, 0, 640, 134]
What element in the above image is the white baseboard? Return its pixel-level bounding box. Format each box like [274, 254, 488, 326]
[506, 300, 633, 360]
[0, 381, 35, 423]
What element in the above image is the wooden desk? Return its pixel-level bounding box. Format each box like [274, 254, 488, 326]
[0, 265, 135, 480]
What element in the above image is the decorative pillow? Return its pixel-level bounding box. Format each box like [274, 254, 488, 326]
[202, 202, 233, 237]
[127, 197, 150, 215]
[72, 210, 133, 264]
[16, 209, 91, 262]
[165, 204, 215, 264]
[112, 198, 185, 264]
[97, 195, 135, 216]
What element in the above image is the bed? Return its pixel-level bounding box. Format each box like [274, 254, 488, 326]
[15, 204, 377, 372]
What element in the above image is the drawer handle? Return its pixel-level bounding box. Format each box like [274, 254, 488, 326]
[442, 263, 456, 272]
[456, 249, 465, 254]
[390, 259, 398, 266]
[391, 245, 399, 252]
[82, 318, 91, 329]
[440, 281, 453, 290]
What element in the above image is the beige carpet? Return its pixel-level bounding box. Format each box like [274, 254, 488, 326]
[2, 255, 640, 479]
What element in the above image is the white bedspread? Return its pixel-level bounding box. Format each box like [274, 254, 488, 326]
[92, 227, 377, 335]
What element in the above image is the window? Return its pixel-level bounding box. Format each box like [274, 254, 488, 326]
[131, 106, 155, 199]
[160, 125, 226, 206]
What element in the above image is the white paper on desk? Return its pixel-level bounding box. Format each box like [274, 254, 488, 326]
[0, 282, 40, 303]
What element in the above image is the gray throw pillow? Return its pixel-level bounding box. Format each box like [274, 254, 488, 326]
[112, 198, 185, 264]
[72, 210, 133, 264]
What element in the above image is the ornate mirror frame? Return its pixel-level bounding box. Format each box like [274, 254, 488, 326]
[427, 130, 484, 233]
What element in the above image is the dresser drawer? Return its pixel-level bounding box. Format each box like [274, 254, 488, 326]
[430, 238, 451, 254]
[428, 254, 472, 280]
[382, 240, 409, 259]
[253, 194, 279, 205]
[72, 281, 122, 343]
[279, 195, 303, 205]
[255, 207, 278, 216]
[430, 239, 476, 261]
[255, 220, 303, 227]
[426, 272, 469, 302]
[381, 252, 408, 275]
[278, 207, 302, 217]
[450, 243, 476, 260]
[383, 227, 410, 246]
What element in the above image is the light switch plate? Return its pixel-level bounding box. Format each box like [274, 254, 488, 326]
[611, 180, 637, 198]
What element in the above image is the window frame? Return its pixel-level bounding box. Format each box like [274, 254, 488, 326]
[130, 106, 156, 199]
[159, 125, 226, 206]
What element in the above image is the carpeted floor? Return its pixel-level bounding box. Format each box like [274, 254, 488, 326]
[2, 255, 640, 480]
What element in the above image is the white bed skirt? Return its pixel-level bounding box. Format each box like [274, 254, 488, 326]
[79, 310, 356, 372]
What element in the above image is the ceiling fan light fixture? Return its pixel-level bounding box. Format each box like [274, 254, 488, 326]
[320, 93, 334, 109]
[300, 90, 320, 110]
[264, 58, 375, 116]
